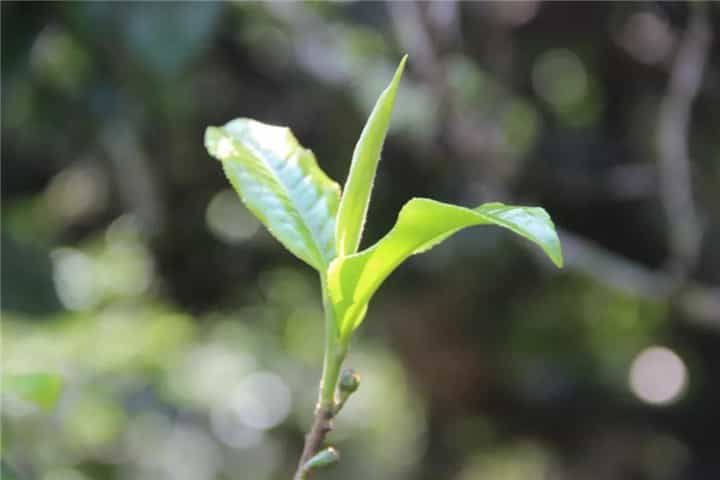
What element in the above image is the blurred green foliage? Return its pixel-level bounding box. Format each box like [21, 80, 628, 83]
[2, 373, 64, 411]
[2, 2, 719, 480]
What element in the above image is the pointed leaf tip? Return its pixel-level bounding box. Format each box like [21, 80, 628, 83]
[395, 54, 408, 84]
[335, 56, 408, 257]
[329, 199, 563, 338]
[475, 203, 563, 268]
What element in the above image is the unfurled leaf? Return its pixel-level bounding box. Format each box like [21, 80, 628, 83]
[335, 55, 407, 257]
[3, 372, 64, 410]
[329, 198, 563, 338]
[205, 119, 340, 271]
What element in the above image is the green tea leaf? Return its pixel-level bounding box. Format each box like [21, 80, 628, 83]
[3, 373, 64, 410]
[335, 55, 407, 257]
[329, 198, 563, 337]
[205, 119, 341, 270]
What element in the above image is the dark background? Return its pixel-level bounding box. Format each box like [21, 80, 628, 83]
[2, 2, 720, 479]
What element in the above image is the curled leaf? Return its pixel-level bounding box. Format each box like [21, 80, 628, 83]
[329, 198, 563, 338]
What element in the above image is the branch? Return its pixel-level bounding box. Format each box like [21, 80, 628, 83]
[101, 119, 165, 234]
[388, 1, 720, 332]
[551, 227, 720, 331]
[293, 277, 358, 480]
[294, 406, 336, 480]
[656, 2, 712, 278]
[293, 369, 359, 479]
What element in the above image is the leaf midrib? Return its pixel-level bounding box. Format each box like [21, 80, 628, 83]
[230, 128, 335, 267]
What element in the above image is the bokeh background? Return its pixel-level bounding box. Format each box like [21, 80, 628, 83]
[2, 2, 720, 479]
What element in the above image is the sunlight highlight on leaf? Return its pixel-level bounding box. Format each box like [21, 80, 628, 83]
[205, 119, 340, 271]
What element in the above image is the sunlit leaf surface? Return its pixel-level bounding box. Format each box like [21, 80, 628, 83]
[329, 198, 563, 337]
[335, 55, 407, 257]
[205, 119, 340, 271]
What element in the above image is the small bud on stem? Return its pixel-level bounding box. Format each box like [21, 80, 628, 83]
[335, 368, 360, 414]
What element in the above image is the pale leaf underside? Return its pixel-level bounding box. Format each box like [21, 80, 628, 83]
[205, 119, 340, 271]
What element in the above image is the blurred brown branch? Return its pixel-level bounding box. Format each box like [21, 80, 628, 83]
[388, 0, 507, 193]
[389, 1, 720, 331]
[102, 119, 165, 235]
[656, 2, 712, 279]
[556, 227, 720, 330]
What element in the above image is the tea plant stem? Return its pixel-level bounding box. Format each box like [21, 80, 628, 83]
[319, 277, 345, 409]
[293, 277, 347, 479]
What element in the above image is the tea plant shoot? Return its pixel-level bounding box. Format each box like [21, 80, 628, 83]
[205, 55, 563, 479]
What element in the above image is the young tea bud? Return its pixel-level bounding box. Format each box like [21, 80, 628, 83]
[335, 368, 360, 414]
[339, 369, 360, 394]
[303, 447, 340, 470]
